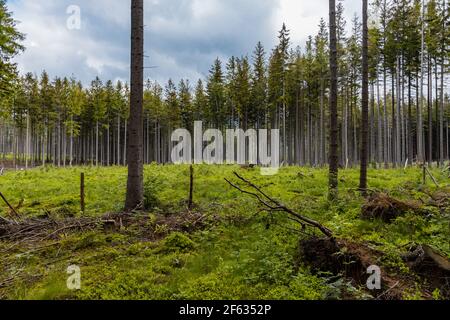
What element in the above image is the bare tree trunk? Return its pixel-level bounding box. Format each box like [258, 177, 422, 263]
[123, 119, 127, 166]
[107, 124, 110, 166]
[25, 112, 30, 169]
[383, 68, 389, 167]
[376, 75, 383, 165]
[125, 0, 145, 211]
[396, 57, 401, 166]
[69, 115, 74, 166]
[408, 76, 413, 164]
[320, 79, 325, 165]
[428, 55, 433, 165]
[418, 0, 425, 163]
[360, 0, 369, 195]
[95, 121, 99, 166]
[57, 114, 61, 167]
[344, 89, 349, 167]
[439, 34, 445, 166]
[117, 116, 121, 165]
[328, 0, 339, 200]
[435, 61, 439, 166]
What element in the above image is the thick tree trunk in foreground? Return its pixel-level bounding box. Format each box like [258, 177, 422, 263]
[360, 0, 369, 195]
[125, 0, 144, 211]
[328, 0, 339, 200]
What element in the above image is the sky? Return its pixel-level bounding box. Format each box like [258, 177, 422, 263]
[8, 0, 362, 87]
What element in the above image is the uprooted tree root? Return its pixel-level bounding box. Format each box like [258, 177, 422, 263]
[298, 237, 436, 300]
[402, 244, 450, 299]
[361, 193, 423, 222]
[423, 188, 450, 214]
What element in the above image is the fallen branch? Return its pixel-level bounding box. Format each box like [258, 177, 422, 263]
[0, 215, 10, 225]
[225, 172, 333, 238]
[0, 192, 20, 222]
[422, 164, 439, 187]
[425, 166, 439, 187]
[376, 281, 400, 300]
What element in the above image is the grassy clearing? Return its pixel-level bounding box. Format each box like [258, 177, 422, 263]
[0, 165, 449, 300]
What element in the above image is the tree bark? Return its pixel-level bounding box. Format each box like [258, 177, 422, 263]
[328, 0, 339, 200]
[360, 0, 369, 195]
[125, 0, 144, 211]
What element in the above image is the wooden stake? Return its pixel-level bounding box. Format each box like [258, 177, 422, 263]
[188, 165, 194, 210]
[80, 172, 85, 213]
[423, 164, 426, 185]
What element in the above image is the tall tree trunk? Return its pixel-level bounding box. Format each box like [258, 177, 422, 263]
[123, 119, 127, 166]
[70, 115, 74, 166]
[383, 68, 389, 167]
[320, 79, 325, 166]
[117, 116, 121, 165]
[408, 76, 413, 164]
[428, 55, 433, 165]
[376, 75, 383, 165]
[125, 0, 145, 211]
[439, 56, 444, 166]
[418, 0, 425, 164]
[25, 112, 30, 169]
[328, 0, 339, 200]
[96, 121, 99, 166]
[396, 57, 401, 166]
[107, 124, 110, 166]
[434, 60, 439, 166]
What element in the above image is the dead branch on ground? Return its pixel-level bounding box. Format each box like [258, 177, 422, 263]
[225, 172, 333, 238]
[0, 192, 20, 222]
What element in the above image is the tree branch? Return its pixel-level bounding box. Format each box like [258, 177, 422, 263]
[225, 172, 334, 238]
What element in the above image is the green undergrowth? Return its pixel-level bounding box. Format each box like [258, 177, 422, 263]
[0, 165, 448, 300]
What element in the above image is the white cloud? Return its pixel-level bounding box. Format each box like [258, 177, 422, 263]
[9, 0, 364, 86]
[274, 0, 363, 45]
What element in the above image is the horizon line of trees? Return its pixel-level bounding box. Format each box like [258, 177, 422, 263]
[1, 0, 449, 169]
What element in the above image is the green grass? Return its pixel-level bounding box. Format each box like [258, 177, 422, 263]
[0, 165, 449, 300]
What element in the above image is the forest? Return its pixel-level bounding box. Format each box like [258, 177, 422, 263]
[1, 0, 448, 169]
[0, 0, 449, 303]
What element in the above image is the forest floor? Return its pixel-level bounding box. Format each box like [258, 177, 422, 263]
[0, 165, 449, 300]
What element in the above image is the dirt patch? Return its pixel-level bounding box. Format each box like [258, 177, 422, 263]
[361, 193, 423, 222]
[298, 237, 425, 300]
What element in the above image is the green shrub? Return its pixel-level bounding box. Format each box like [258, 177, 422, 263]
[143, 175, 160, 210]
[163, 232, 195, 252]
